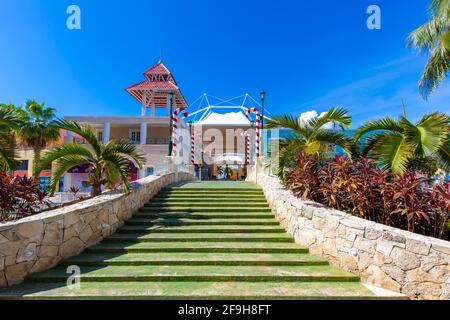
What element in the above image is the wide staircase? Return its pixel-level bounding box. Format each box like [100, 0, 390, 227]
[0, 182, 404, 299]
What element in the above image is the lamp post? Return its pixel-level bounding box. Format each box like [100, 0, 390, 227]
[260, 90, 266, 157]
[260, 90, 266, 131]
[168, 91, 174, 156]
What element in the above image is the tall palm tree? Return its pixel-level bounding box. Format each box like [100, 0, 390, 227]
[0, 108, 20, 171]
[16, 100, 60, 178]
[35, 120, 146, 197]
[408, 0, 450, 99]
[354, 108, 450, 175]
[266, 107, 354, 177]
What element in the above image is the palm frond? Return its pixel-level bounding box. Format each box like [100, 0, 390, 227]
[102, 153, 133, 193]
[406, 112, 450, 157]
[265, 114, 309, 138]
[407, 16, 448, 52]
[313, 130, 355, 157]
[418, 44, 450, 99]
[307, 107, 351, 132]
[34, 143, 93, 176]
[354, 117, 403, 141]
[275, 137, 305, 178]
[56, 119, 102, 155]
[371, 133, 414, 175]
[103, 140, 146, 169]
[436, 139, 450, 171]
[49, 156, 90, 195]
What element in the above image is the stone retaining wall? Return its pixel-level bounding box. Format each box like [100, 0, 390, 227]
[0, 172, 194, 287]
[250, 173, 450, 300]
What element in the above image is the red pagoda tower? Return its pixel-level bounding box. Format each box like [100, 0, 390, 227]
[126, 60, 188, 116]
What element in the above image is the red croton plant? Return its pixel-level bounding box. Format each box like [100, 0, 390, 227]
[283, 152, 450, 240]
[0, 173, 51, 222]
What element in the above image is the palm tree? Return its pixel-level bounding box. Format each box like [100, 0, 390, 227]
[354, 108, 450, 175]
[265, 107, 354, 177]
[35, 120, 146, 197]
[16, 100, 60, 178]
[408, 0, 450, 99]
[0, 108, 20, 171]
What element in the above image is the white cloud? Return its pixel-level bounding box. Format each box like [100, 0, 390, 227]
[299, 110, 334, 129]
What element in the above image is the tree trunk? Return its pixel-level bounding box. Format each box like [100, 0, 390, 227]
[92, 183, 102, 197]
[32, 147, 42, 179]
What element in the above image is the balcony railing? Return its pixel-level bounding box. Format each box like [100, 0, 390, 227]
[64, 136, 171, 145]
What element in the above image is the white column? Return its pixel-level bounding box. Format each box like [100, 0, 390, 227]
[103, 122, 111, 144]
[140, 123, 147, 145]
[63, 172, 72, 192]
[141, 93, 147, 116]
[151, 102, 155, 117]
[65, 130, 73, 142]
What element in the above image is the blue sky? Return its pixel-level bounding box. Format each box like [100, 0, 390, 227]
[0, 0, 448, 127]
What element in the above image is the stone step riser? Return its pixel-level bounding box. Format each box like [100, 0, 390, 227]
[144, 204, 269, 208]
[116, 229, 286, 234]
[133, 214, 275, 219]
[104, 238, 294, 243]
[58, 261, 327, 267]
[29, 276, 359, 283]
[125, 221, 280, 226]
[86, 248, 310, 254]
[162, 189, 262, 192]
[139, 208, 272, 213]
[153, 196, 267, 199]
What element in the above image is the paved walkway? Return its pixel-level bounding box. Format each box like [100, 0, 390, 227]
[0, 182, 405, 299]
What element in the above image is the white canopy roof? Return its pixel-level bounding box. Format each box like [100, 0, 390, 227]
[197, 111, 251, 126]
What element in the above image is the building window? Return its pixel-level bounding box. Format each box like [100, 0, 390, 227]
[130, 130, 141, 144]
[17, 160, 29, 171]
[146, 167, 154, 176]
[97, 130, 103, 142]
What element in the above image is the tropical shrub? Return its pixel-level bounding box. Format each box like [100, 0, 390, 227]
[35, 120, 145, 197]
[0, 173, 50, 222]
[355, 110, 450, 176]
[0, 108, 20, 171]
[266, 107, 355, 178]
[283, 152, 449, 240]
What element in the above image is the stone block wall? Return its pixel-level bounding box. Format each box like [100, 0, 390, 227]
[250, 173, 450, 300]
[0, 172, 194, 287]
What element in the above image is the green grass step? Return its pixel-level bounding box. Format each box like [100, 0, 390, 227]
[159, 190, 263, 195]
[60, 252, 328, 266]
[144, 202, 269, 208]
[165, 183, 260, 189]
[133, 212, 275, 219]
[139, 207, 272, 213]
[125, 218, 280, 226]
[86, 242, 311, 254]
[116, 225, 286, 234]
[28, 265, 358, 283]
[150, 198, 268, 203]
[153, 195, 267, 200]
[105, 233, 294, 243]
[1, 281, 405, 300]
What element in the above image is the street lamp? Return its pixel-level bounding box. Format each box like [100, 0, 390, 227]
[260, 90, 266, 157]
[168, 91, 174, 156]
[260, 90, 266, 131]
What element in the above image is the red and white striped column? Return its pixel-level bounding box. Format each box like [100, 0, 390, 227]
[171, 107, 188, 157]
[191, 130, 196, 164]
[246, 108, 262, 159]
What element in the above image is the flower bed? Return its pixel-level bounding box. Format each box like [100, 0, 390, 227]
[282, 153, 449, 240]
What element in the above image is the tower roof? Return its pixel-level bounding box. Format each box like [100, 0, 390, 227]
[125, 61, 187, 108]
